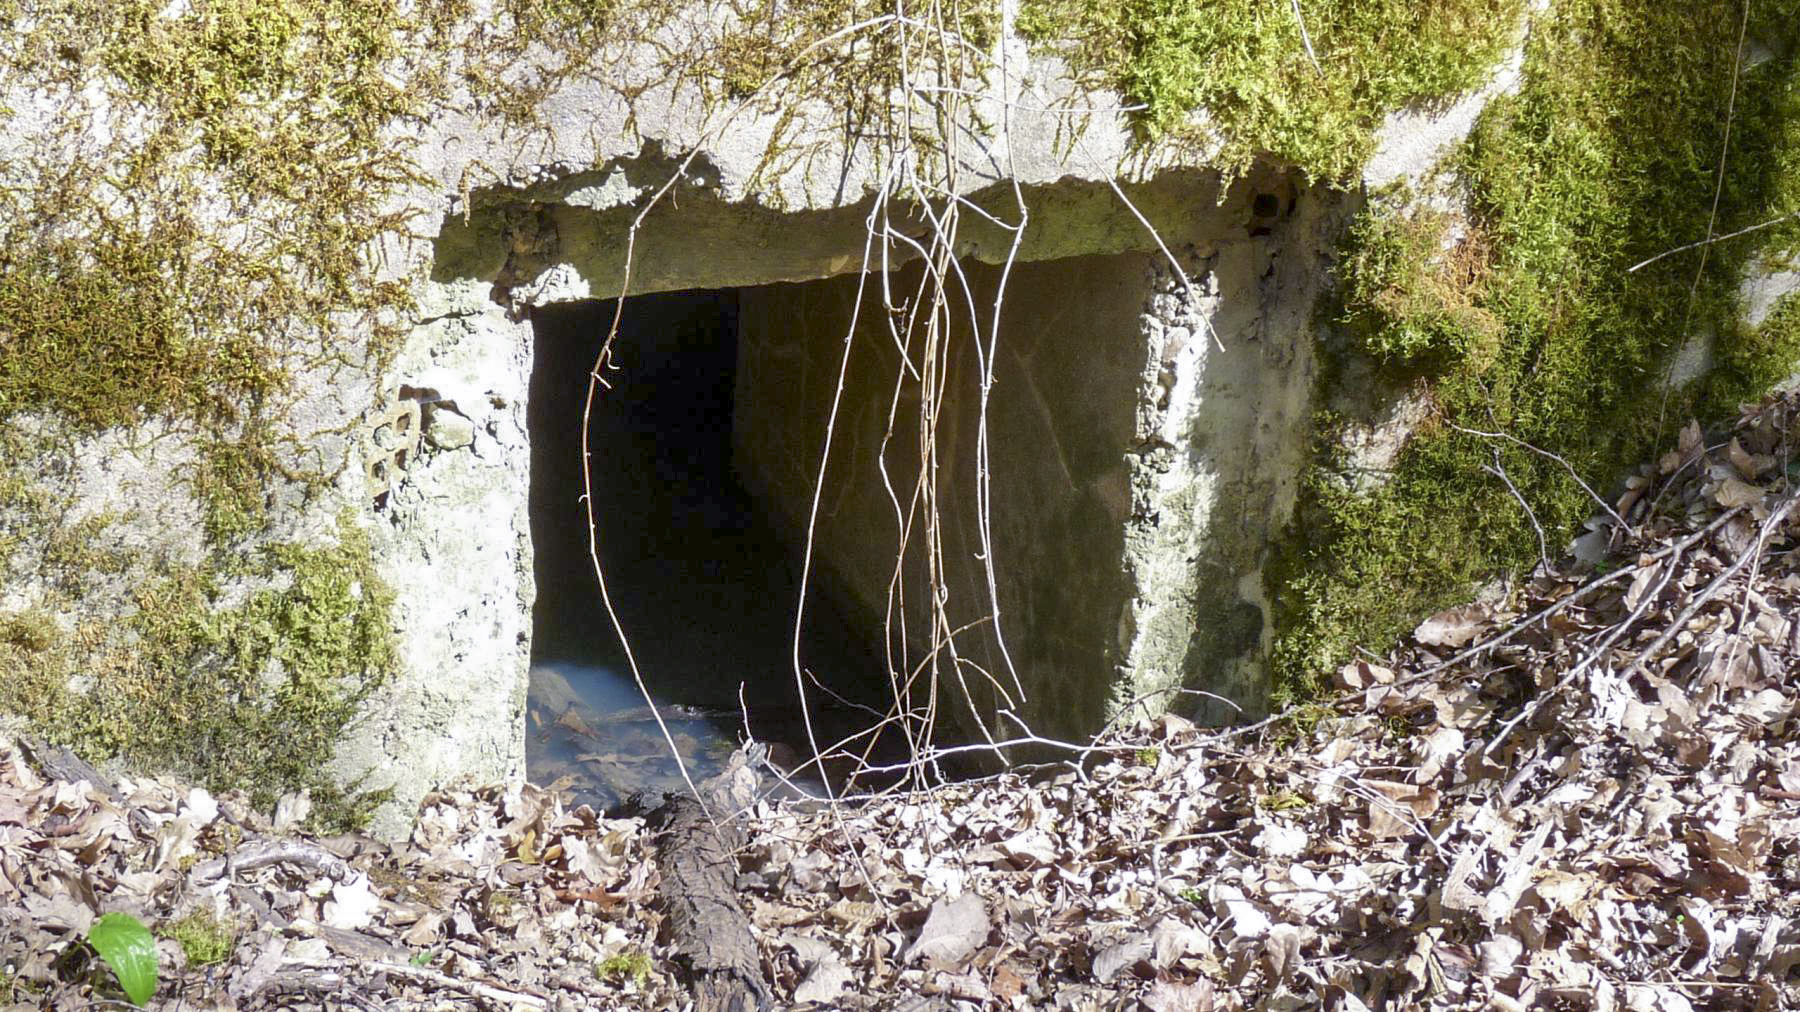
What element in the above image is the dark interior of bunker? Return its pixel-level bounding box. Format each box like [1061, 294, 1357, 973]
[525, 292, 890, 808]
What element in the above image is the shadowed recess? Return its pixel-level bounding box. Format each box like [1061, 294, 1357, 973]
[525, 291, 889, 808]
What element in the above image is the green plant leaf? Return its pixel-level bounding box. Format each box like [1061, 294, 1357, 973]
[88, 912, 158, 1007]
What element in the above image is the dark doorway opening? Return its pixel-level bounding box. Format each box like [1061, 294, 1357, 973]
[526, 291, 886, 808]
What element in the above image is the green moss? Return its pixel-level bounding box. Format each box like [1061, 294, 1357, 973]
[1272, 0, 1800, 700]
[1259, 789, 1308, 811]
[42, 514, 131, 587]
[0, 515, 396, 831]
[0, 609, 57, 652]
[1342, 200, 1503, 369]
[163, 911, 236, 968]
[1269, 701, 1336, 749]
[0, 237, 249, 431]
[712, 0, 995, 98]
[193, 438, 278, 545]
[596, 950, 653, 988]
[1710, 285, 1800, 400]
[457, 0, 633, 123]
[698, 0, 1002, 196]
[1017, 0, 1525, 179]
[0, 969, 38, 1004]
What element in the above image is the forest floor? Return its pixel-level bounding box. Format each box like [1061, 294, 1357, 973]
[4, 392, 1800, 1010]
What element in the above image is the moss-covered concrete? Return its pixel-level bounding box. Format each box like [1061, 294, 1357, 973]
[0, 442, 397, 828]
[10, 0, 1793, 820]
[1016, 0, 1527, 180]
[1271, 0, 1800, 699]
[0, 0, 470, 825]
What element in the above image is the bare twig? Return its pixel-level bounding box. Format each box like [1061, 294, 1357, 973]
[1626, 209, 1800, 274]
[1290, 0, 1325, 77]
[1482, 537, 1684, 757]
[1624, 492, 1798, 675]
[365, 960, 549, 1009]
[1482, 448, 1550, 575]
[190, 840, 354, 885]
[1451, 421, 1631, 533]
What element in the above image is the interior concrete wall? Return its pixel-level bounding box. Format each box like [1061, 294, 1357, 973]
[734, 254, 1168, 743]
[728, 179, 1339, 742]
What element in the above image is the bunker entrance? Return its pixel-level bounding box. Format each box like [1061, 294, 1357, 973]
[525, 290, 889, 809]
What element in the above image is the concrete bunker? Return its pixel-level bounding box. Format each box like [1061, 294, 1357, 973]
[363, 165, 1340, 826]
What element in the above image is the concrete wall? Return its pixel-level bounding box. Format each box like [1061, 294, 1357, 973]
[733, 256, 1144, 743]
[727, 184, 1335, 742]
[334, 281, 537, 839]
[412, 162, 1333, 757]
[0, 0, 1540, 835]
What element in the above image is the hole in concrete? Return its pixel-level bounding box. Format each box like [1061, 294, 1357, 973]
[525, 290, 890, 809]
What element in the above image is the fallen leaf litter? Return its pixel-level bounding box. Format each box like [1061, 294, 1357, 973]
[5, 392, 1800, 1009]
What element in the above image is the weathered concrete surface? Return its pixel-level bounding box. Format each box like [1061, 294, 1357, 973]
[1119, 201, 1338, 726]
[0, 0, 1564, 833]
[433, 168, 1244, 296]
[411, 28, 1161, 222]
[733, 255, 1144, 743]
[1743, 260, 1800, 330]
[714, 175, 1339, 741]
[334, 280, 537, 839]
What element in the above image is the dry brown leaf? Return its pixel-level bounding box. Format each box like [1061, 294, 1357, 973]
[1479, 934, 1524, 977]
[1362, 781, 1440, 839]
[323, 874, 379, 930]
[1336, 660, 1395, 690]
[1092, 934, 1153, 983]
[1679, 419, 1703, 457]
[793, 956, 853, 1003]
[990, 963, 1028, 1002]
[1413, 603, 1492, 648]
[1149, 917, 1209, 968]
[1143, 979, 1216, 1012]
[1623, 560, 1664, 611]
[1415, 727, 1465, 784]
[1441, 843, 1486, 913]
[997, 828, 1058, 867]
[1484, 822, 1552, 925]
[904, 892, 989, 966]
[1728, 437, 1758, 479]
[1210, 884, 1272, 939]
[1251, 822, 1308, 858]
[1713, 476, 1764, 509]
